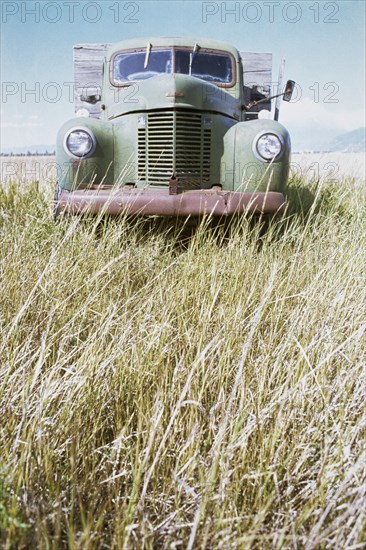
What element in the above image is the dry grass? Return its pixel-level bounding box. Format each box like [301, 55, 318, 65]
[0, 156, 56, 189]
[0, 158, 365, 549]
[291, 153, 365, 186]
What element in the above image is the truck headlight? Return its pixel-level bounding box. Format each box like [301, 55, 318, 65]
[64, 128, 96, 158]
[255, 132, 284, 161]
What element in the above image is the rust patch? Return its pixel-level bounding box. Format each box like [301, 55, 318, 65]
[169, 173, 179, 195]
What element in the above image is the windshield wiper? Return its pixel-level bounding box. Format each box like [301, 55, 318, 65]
[189, 43, 199, 76]
[144, 42, 152, 69]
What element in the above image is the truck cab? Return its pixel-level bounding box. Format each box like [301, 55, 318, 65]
[55, 37, 293, 217]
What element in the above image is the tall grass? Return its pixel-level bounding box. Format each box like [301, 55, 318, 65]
[0, 173, 365, 549]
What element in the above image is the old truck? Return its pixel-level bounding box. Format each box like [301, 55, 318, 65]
[55, 37, 294, 218]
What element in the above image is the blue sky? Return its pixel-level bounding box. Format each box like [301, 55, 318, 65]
[1, 0, 365, 151]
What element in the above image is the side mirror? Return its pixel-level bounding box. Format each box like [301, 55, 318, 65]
[283, 80, 295, 102]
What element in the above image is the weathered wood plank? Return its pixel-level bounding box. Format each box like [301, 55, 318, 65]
[241, 51, 272, 114]
[74, 44, 110, 118]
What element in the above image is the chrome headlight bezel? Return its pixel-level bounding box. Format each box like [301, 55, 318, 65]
[253, 131, 285, 162]
[63, 127, 96, 159]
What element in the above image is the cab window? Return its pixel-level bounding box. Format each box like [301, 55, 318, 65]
[175, 50, 233, 84]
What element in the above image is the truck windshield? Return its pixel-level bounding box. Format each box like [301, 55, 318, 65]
[112, 48, 234, 86]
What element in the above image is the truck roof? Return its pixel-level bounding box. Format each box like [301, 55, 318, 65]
[106, 37, 240, 59]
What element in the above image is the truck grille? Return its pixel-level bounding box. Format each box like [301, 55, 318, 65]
[138, 110, 211, 188]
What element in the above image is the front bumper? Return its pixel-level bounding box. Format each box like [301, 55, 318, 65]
[58, 187, 285, 217]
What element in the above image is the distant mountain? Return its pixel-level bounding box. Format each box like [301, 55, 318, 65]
[1, 144, 55, 155]
[324, 128, 365, 153]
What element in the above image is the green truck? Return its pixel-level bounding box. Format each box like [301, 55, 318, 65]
[55, 37, 294, 217]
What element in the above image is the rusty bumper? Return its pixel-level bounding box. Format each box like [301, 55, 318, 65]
[58, 187, 285, 217]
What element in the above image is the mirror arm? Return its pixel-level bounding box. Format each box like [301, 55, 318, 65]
[242, 91, 285, 111]
[80, 94, 101, 104]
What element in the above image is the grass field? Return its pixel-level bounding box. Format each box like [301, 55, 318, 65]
[0, 155, 365, 548]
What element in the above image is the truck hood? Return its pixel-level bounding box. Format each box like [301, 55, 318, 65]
[105, 73, 240, 120]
